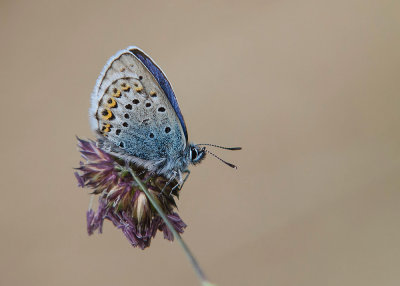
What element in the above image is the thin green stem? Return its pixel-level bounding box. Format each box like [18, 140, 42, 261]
[127, 168, 214, 286]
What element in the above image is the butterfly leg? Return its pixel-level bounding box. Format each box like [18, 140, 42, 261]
[137, 170, 147, 177]
[169, 169, 190, 195]
[180, 169, 191, 190]
[159, 172, 177, 197]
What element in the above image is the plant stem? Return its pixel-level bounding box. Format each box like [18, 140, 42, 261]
[128, 168, 214, 286]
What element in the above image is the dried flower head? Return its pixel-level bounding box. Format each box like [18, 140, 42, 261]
[75, 138, 186, 249]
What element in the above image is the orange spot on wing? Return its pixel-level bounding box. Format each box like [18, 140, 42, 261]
[107, 97, 117, 108]
[102, 109, 113, 120]
[104, 124, 111, 133]
[112, 90, 121, 98]
[101, 123, 111, 133]
[121, 84, 131, 91]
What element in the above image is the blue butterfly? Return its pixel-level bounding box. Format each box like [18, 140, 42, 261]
[90, 46, 240, 186]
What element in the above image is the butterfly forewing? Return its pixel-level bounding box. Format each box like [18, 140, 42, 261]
[130, 48, 188, 141]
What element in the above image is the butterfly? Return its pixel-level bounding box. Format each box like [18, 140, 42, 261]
[90, 46, 240, 187]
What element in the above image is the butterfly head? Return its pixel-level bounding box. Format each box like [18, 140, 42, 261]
[189, 144, 206, 165]
[188, 143, 242, 168]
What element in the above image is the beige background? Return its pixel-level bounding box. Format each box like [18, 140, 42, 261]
[1, 1, 399, 285]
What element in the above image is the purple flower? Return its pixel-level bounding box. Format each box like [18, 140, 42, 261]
[75, 138, 186, 249]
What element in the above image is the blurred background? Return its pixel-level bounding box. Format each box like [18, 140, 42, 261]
[1, 0, 399, 285]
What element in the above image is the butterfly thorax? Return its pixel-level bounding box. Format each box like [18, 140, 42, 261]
[97, 137, 205, 181]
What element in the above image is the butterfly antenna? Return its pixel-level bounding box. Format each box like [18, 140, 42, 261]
[197, 143, 242, 151]
[205, 149, 238, 169]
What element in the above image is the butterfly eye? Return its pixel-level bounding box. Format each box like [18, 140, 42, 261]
[191, 147, 198, 161]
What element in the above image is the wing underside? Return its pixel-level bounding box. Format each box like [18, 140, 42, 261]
[89, 48, 187, 165]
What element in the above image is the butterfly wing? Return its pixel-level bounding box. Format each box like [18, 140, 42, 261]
[129, 47, 188, 141]
[90, 47, 187, 167]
